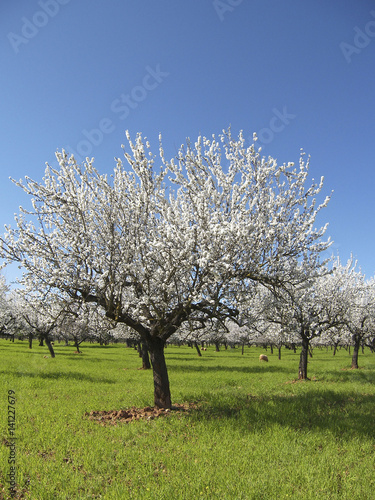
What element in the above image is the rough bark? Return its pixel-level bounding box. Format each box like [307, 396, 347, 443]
[148, 337, 171, 409]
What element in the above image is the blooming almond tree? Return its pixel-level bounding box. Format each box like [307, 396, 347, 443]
[0, 130, 331, 408]
[0, 275, 14, 339]
[339, 268, 375, 369]
[311, 258, 375, 368]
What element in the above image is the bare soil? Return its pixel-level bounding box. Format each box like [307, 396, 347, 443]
[85, 402, 199, 425]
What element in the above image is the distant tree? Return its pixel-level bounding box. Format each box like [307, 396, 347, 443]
[15, 292, 60, 357]
[0, 275, 14, 339]
[261, 259, 350, 379]
[311, 258, 375, 368]
[0, 130, 331, 408]
[54, 302, 109, 353]
[340, 270, 375, 369]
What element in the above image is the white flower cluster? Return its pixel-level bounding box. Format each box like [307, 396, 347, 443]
[0, 130, 332, 341]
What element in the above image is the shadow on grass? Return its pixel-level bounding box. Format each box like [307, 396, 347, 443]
[0, 370, 116, 384]
[185, 390, 375, 440]
[45, 353, 121, 362]
[169, 362, 290, 374]
[321, 368, 375, 384]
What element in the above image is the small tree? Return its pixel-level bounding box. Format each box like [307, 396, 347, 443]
[343, 277, 375, 369]
[0, 275, 15, 340]
[262, 259, 350, 379]
[0, 130, 331, 407]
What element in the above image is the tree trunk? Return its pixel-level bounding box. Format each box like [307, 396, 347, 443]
[333, 341, 339, 356]
[148, 337, 171, 409]
[270, 344, 273, 354]
[351, 336, 360, 369]
[194, 341, 202, 357]
[45, 335, 55, 358]
[214, 341, 220, 352]
[141, 342, 151, 369]
[298, 337, 309, 380]
[278, 346, 281, 360]
[74, 339, 81, 353]
[241, 342, 245, 355]
[28, 332, 33, 349]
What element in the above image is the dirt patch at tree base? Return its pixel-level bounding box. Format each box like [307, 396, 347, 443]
[85, 402, 199, 425]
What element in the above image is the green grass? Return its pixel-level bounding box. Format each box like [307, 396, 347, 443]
[1, 341, 374, 499]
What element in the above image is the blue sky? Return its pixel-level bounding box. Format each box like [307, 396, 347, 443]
[1, 0, 375, 281]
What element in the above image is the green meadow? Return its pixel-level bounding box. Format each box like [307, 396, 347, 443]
[1, 340, 374, 499]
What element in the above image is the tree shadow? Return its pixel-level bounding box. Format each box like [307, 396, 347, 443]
[0, 369, 116, 384]
[184, 390, 375, 440]
[169, 362, 290, 374]
[321, 368, 375, 384]
[49, 353, 120, 362]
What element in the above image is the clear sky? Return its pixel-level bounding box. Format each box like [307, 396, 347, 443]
[1, 0, 374, 282]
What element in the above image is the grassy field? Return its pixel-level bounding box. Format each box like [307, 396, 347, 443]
[0, 340, 374, 500]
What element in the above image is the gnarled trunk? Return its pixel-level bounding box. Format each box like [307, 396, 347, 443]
[148, 337, 171, 409]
